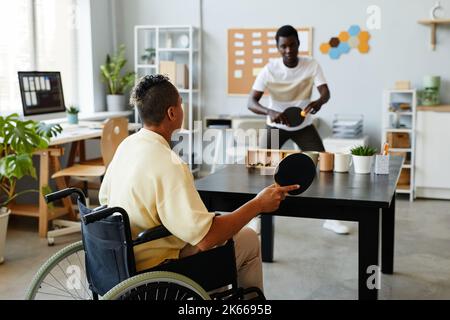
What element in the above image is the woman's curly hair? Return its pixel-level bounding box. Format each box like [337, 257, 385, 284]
[130, 74, 179, 125]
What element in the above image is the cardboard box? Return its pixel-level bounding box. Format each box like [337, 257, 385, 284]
[394, 80, 411, 90]
[159, 61, 177, 84]
[398, 168, 411, 185]
[387, 132, 410, 148]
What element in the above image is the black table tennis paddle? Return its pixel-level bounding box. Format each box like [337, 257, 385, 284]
[282, 107, 307, 127]
[274, 153, 316, 195]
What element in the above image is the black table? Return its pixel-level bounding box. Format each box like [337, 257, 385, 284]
[195, 156, 403, 300]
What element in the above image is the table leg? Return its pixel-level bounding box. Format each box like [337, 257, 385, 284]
[358, 209, 380, 300]
[38, 151, 50, 238]
[51, 155, 76, 220]
[261, 215, 274, 262]
[382, 194, 395, 274]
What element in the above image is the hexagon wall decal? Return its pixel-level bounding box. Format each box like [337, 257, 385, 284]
[329, 37, 340, 48]
[338, 31, 350, 42]
[320, 43, 331, 54]
[320, 25, 371, 59]
[348, 36, 360, 48]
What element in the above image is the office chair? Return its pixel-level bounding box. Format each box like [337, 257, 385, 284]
[46, 117, 129, 245]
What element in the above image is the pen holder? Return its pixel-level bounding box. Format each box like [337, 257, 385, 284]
[374, 155, 390, 175]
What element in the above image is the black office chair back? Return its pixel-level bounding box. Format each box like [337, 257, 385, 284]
[78, 201, 136, 296]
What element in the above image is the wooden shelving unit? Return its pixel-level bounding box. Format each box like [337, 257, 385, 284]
[382, 89, 417, 201]
[134, 25, 201, 173]
[418, 19, 450, 50]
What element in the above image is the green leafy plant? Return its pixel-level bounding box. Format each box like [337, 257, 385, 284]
[0, 113, 61, 207]
[350, 145, 378, 156]
[66, 106, 79, 114]
[36, 122, 63, 139]
[100, 44, 136, 95]
[141, 48, 156, 64]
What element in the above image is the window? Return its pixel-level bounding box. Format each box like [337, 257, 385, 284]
[0, 0, 78, 115]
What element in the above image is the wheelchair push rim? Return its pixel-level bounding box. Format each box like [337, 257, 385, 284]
[25, 241, 93, 300]
[102, 271, 211, 300]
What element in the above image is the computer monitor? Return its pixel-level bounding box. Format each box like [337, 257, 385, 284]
[18, 71, 66, 117]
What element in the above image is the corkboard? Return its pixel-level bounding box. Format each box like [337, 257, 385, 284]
[227, 27, 313, 96]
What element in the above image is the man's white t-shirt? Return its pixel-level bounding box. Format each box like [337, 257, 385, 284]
[252, 57, 327, 131]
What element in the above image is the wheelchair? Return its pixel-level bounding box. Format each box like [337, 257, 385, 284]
[26, 188, 265, 300]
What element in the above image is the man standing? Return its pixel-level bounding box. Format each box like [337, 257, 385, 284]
[248, 25, 349, 235]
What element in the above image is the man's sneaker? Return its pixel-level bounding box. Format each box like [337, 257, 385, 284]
[323, 220, 350, 235]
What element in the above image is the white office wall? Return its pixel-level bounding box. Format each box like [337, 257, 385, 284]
[87, 0, 115, 112]
[114, 0, 450, 147]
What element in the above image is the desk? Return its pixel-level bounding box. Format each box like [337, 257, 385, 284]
[10, 121, 142, 237]
[195, 156, 403, 300]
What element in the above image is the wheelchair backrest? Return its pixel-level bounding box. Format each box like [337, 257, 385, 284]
[78, 201, 135, 296]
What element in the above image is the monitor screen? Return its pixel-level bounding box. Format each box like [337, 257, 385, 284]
[18, 71, 66, 116]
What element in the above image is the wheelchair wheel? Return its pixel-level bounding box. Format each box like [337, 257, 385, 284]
[102, 271, 211, 300]
[26, 241, 92, 300]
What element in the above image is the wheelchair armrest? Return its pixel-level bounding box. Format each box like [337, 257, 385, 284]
[133, 225, 172, 246]
[133, 214, 220, 246]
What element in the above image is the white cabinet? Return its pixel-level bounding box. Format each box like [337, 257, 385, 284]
[416, 109, 450, 199]
[134, 25, 201, 172]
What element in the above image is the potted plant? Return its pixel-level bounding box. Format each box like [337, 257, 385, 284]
[100, 44, 136, 112]
[66, 106, 79, 125]
[141, 48, 156, 65]
[0, 113, 61, 263]
[350, 145, 378, 174]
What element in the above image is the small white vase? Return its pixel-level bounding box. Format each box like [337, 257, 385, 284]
[106, 95, 126, 112]
[0, 207, 11, 264]
[352, 155, 374, 174]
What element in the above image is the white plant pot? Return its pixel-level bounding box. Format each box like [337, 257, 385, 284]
[0, 207, 11, 264]
[352, 155, 374, 174]
[106, 95, 126, 112]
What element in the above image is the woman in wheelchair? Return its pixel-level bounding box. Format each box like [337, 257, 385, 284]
[26, 75, 298, 300]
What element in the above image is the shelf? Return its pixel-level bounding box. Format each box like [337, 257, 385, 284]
[137, 64, 157, 68]
[386, 89, 416, 94]
[9, 203, 68, 219]
[396, 188, 412, 194]
[417, 105, 450, 112]
[418, 19, 450, 24]
[418, 19, 450, 50]
[178, 89, 199, 93]
[158, 48, 196, 52]
[390, 148, 412, 152]
[402, 164, 412, 169]
[388, 112, 413, 116]
[385, 128, 412, 133]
